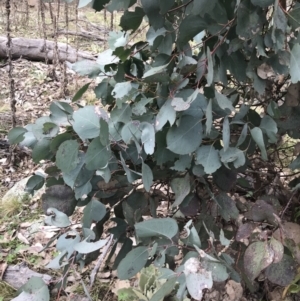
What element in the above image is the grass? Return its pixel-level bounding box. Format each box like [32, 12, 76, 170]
[0, 196, 24, 218]
[0, 104, 10, 113]
[0, 282, 17, 301]
[0, 185, 42, 224]
[74, 279, 117, 301]
[0, 192, 31, 218]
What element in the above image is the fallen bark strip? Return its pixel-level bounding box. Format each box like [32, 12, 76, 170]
[0, 36, 96, 63]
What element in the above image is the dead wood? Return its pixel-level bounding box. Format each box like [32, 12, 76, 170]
[2, 264, 52, 289]
[0, 36, 96, 63]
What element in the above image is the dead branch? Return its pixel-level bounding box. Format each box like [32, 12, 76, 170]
[0, 36, 96, 63]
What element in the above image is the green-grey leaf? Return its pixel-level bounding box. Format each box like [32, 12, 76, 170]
[78, 0, 92, 8]
[191, 0, 217, 15]
[177, 14, 206, 48]
[106, 0, 132, 12]
[206, 47, 213, 86]
[236, 123, 248, 147]
[45, 250, 67, 269]
[206, 99, 213, 134]
[44, 208, 71, 227]
[265, 254, 297, 286]
[243, 241, 270, 280]
[155, 99, 176, 131]
[150, 277, 177, 301]
[250, 127, 268, 160]
[233, 104, 249, 121]
[71, 60, 101, 77]
[147, 27, 166, 46]
[17, 276, 50, 301]
[72, 106, 101, 140]
[83, 198, 107, 228]
[25, 175, 45, 195]
[112, 82, 133, 99]
[171, 174, 190, 207]
[120, 7, 145, 32]
[121, 121, 142, 144]
[72, 82, 91, 102]
[8, 127, 27, 144]
[236, 0, 264, 39]
[56, 232, 81, 259]
[171, 97, 190, 111]
[195, 145, 221, 174]
[56, 140, 79, 172]
[85, 138, 110, 170]
[171, 155, 192, 171]
[143, 63, 170, 78]
[141, 0, 164, 30]
[219, 147, 245, 169]
[181, 222, 201, 248]
[108, 31, 129, 50]
[251, 0, 274, 7]
[111, 103, 132, 124]
[32, 138, 53, 163]
[99, 118, 109, 146]
[273, 4, 287, 34]
[159, 0, 175, 14]
[290, 43, 300, 84]
[96, 166, 111, 183]
[135, 218, 179, 240]
[74, 239, 108, 254]
[132, 98, 152, 116]
[117, 246, 149, 280]
[289, 156, 300, 170]
[222, 116, 230, 152]
[120, 152, 141, 183]
[142, 162, 153, 192]
[202, 259, 229, 282]
[260, 115, 278, 143]
[215, 192, 239, 221]
[215, 92, 235, 112]
[220, 229, 231, 246]
[288, 3, 300, 30]
[63, 152, 92, 188]
[186, 272, 213, 301]
[166, 116, 202, 155]
[97, 49, 119, 65]
[141, 122, 155, 155]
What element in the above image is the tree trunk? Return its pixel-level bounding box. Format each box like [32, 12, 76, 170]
[0, 36, 96, 63]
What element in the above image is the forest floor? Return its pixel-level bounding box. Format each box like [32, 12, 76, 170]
[0, 4, 122, 301]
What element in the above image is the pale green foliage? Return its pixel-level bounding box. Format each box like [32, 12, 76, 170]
[8, 0, 300, 299]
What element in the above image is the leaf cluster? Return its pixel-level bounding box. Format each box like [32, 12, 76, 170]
[8, 0, 300, 300]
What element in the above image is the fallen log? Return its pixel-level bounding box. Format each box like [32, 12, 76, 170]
[2, 264, 52, 289]
[0, 36, 97, 63]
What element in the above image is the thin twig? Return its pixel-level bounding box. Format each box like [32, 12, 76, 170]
[89, 235, 114, 289]
[280, 190, 298, 218]
[168, 0, 193, 13]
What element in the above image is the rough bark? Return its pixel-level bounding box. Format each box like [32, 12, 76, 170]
[2, 264, 52, 289]
[0, 36, 96, 63]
